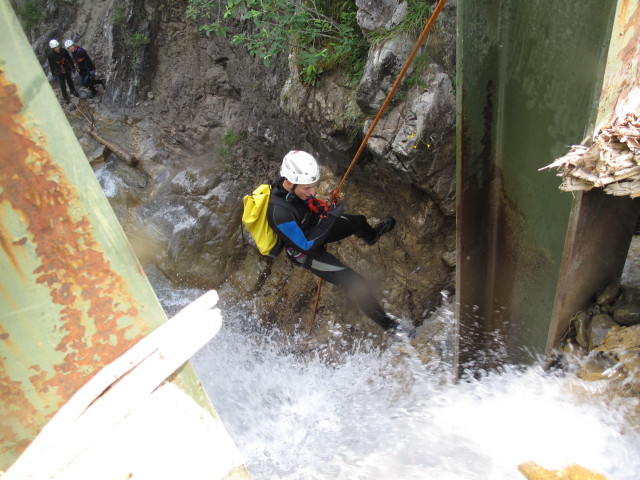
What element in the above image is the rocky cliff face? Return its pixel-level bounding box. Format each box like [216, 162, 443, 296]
[20, 0, 458, 338]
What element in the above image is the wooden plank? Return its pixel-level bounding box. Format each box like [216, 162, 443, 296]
[2, 290, 226, 480]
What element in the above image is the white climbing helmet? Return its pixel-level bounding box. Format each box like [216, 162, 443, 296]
[49, 39, 60, 48]
[64, 39, 75, 49]
[280, 150, 320, 184]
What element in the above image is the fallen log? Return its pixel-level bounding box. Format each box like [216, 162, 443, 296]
[87, 127, 138, 167]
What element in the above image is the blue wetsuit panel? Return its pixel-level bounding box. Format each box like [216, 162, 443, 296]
[279, 220, 315, 251]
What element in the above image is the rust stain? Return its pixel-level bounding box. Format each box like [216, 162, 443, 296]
[616, 0, 640, 61]
[0, 69, 146, 454]
[0, 356, 39, 455]
[0, 226, 26, 279]
[598, 0, 640, 128]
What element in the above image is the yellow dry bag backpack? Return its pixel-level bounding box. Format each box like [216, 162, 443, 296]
[242, 184, 283, 257]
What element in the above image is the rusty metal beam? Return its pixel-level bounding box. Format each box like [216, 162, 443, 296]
[0, 1, 216, 469]
[547, 0, 640, 350]
[456, 0, 617, 372]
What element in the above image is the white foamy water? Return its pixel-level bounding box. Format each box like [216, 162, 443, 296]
[94, 164, 119, 198]
[148, 278, 640, 480]
[190, 311, 639, 479]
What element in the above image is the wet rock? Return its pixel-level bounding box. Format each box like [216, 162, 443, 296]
[622, 285, 640, 301]
[588, 314, 617, 350]
[577, 352, 623, 382]
[613, 303, 640, 326]
[610, 285, 640, 326]
[596, 281, 620, 305]
[86, 145, 108, 164]
[597, 324, 640, 352]
[356, 0, 407, 32]
[170, 165, 221, 197]
[441, 250, 456, 267]
[569, 311, 591, 348]
[280, 69, 356, 152]
[356, 34, 415, 115]
[585, 302, 596, 315]
[365, 63, 456, 214]
[595, 324, 640, 393]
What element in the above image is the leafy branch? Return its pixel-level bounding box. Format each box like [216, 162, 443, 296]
[186, 0, 368, 86]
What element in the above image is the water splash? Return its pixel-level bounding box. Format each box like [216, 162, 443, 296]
[149, 280, 640, 480]
[189, 310, 638, 479]
[94, 164, 118, 198]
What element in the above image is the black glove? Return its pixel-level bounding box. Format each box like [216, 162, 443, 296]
[327, 202, 345, 218]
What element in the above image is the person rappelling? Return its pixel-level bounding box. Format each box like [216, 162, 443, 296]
[266, 150, 408, 335]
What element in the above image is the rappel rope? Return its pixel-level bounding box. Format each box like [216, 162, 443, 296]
[303, 0, 448, 353]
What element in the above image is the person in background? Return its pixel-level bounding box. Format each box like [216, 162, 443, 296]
[46, 39, 79, 104]
[267, 150, 413, 337]
[64, 39, 105, 98]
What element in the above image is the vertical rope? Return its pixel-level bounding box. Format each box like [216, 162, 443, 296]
[333, 0, 449, 199]
[303, 0, 448, 351]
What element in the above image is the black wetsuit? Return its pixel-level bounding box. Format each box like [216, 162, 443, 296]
[71, 46, 100, 93]
[47, 48, 78, 103]
[266, 178, 396, 331]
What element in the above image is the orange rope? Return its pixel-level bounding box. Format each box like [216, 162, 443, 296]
[303, 276, 325, 354]
[333, 0, 449, 200]
[303, 0, 448, 351]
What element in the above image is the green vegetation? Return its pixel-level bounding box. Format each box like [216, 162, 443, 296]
[16, 0, 44, 34]
[218, 129, 244, 159]
[112, 4, 125, 26]
[186, 0, 368, 86]
[128, 32, 150, 49]
[368, 0, 434, 46]
[345, 106, 367, 142]
[405, 51, 431, 91]
[127, 33, 150, 66]
[368, 1, 437, 98]
[222, 129, 242, 147]
[185, 0, 435, 87]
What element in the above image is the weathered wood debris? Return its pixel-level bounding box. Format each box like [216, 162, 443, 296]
[540, 113, 640, 197]
[518, 461, 607, 480]
[88, 127, 138, 167]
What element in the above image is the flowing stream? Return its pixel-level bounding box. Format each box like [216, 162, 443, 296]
[145, 267, 640, 480]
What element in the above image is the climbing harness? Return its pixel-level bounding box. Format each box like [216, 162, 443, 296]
[303, 0, 449, 352]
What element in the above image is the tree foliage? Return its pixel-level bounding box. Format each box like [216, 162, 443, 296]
[186, 0, 368, 86]
[16, 0, 44, 35]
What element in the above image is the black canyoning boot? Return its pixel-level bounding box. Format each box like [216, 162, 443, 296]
[365, 216, 396, 246]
